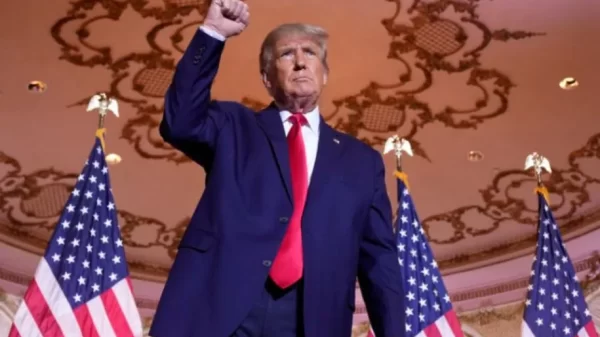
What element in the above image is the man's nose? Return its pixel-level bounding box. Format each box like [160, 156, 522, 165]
[293, 50, 306, 70]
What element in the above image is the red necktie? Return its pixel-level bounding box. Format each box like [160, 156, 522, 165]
[269, 113, 308, 289]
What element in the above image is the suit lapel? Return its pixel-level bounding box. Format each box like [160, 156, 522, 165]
[256, 103, 294, 204]
[256, 106, 345, 206]
[306, 119, 344, 204]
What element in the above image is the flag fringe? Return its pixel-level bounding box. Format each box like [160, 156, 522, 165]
[394, 171, 410, 191]
[533, 186, 549, 203]
[96, 128, 106, 151]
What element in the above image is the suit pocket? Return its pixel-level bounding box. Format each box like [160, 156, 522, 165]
[178, 227, 217, 252]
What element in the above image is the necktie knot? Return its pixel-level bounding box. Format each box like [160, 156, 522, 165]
[289, 113, 307, 126]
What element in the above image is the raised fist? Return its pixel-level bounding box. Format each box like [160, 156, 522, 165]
[204, 0, 250, 38]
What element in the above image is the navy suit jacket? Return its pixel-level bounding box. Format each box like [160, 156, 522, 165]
[150, 29, 406, 337]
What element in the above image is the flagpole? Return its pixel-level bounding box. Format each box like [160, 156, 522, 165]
[524, 152, 552, 201]
[383, 135, 413, 191]
[86, 92, 119, 152]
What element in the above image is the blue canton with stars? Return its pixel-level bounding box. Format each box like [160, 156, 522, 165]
[44, 138, 129, 308]
[395, 178, 454, 336]
[523, 193, 594, 336]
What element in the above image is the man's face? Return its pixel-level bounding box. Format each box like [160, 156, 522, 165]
[263, 35, 327, 109]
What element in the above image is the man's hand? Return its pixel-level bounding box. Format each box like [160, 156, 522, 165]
[204, 0, 250, 38]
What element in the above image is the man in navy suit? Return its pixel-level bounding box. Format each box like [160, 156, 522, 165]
[150, 0, 406, 336]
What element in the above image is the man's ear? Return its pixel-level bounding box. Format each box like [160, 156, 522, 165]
[261, 72, 271, 90]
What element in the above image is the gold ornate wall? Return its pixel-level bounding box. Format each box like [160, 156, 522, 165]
[1, 277, 599, 337]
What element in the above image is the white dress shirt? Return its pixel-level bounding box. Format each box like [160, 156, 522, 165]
[280, 108, 320, 182]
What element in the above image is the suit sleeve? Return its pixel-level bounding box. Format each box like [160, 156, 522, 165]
[159, 28, 229, 165]
[357, 151, 406, 337]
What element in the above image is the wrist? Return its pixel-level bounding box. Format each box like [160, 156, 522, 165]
[200, 23, 227, 41]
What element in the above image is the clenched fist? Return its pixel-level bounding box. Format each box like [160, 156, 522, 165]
[204, 0, 250, 38]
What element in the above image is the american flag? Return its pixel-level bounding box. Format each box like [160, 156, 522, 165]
[368, 172, 463, 337]
[9, 137, 143, 337]
[522, 191, 599, 337]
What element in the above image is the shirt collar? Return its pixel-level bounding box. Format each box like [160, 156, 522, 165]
[279, 106, 320, 135]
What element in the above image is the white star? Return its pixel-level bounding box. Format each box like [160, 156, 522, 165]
[112, 256, 121, 264]
[115, 238, 123, 247]
[61, 220, 70, 229]
[406, 292, 415, 301]
[77, 277, 86, 286]
[72, 189, 80, 197]
[98, 251, 106, 259]
[101, 235, 109, 244]
[109, 273, 118, 281]
[92, 283, 100, 292]
[73, 294, 82, 303]
[66, 255, 75, 264]
[98, 183, 106, 191]
[82, 260, 90, 268]
[56, 237, 65, 245]
[66, 204, 75, 212]
[61, 272, 71, 281]
[107, 202, 115, 210]
[70, 239, 80, 247]
[92, 160, 100, 168]
[51, 253, 60, 262]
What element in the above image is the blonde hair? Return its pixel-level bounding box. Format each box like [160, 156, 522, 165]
[259, 23, 329, 74]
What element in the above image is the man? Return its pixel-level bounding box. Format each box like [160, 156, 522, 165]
[150, 0, 406, 336]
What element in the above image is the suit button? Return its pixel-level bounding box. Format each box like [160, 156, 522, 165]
[279, 217, 289, 223]
[262, 260, 272, 267]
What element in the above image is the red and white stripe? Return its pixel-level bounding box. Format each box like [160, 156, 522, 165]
[8, 259, 143, 337]
[521, 320, 599, 337]
[367, 309, 464, 337]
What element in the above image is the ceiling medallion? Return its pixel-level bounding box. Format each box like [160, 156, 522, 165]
[49, 0, 544, 164]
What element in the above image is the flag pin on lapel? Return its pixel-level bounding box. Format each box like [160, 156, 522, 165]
[333, 138, 340, 144]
